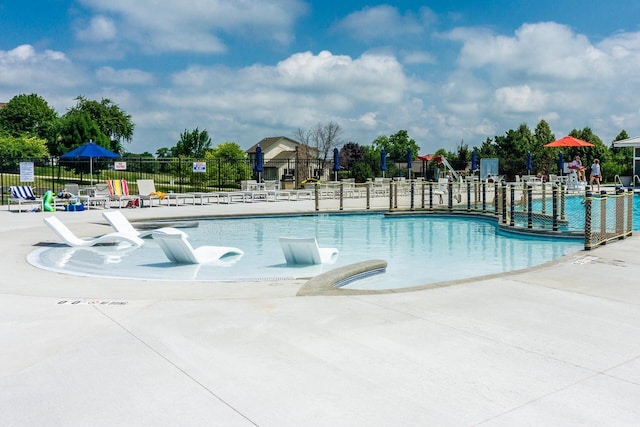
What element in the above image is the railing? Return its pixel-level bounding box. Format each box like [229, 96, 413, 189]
[307, 180, 634, 250]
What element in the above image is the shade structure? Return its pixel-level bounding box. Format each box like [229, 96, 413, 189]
[60, 141, 120, 186]
[471, 150, 477, 171]
[544, 136, 594, 147]
[380, 149, 387, 171]
[417, 154, 432, 162]
[526, 151, 532, 173]
[558, 152, 564, 174]
[332, 147, 340, 172]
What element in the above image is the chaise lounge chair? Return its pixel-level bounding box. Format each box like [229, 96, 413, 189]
[151, 227, 244, 265]
[9, 185, 42, 212]
[102, 210, 154, 238]
[278, 237, 338, 265]
[43, 216, 144, 247]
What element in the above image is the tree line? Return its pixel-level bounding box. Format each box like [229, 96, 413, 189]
[0, 93, 634, 183]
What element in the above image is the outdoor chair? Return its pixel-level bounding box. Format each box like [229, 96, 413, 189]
[8, 185, 42, 212]
[43, 216, 144, 247]
[151, 227, 244, 265]
[278, 237, 338, 265]
[106, 179, 138, 208]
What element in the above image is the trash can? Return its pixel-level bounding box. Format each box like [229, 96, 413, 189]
[281, 174, 295, 190]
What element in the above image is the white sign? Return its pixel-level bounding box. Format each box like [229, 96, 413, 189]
[193, 162, 206, 173]
[114, 162, 127, 170]
[19, 162, 34, 182]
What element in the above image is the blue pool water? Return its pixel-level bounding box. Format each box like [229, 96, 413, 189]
[30, 213, 584, 290]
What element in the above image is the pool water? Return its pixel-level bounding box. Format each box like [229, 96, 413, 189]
[30, 213, 584, 290]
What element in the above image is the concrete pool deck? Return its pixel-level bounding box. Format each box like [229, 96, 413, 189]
[1, 201, 639, 426]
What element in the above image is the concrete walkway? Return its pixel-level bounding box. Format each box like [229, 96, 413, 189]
[1, 201, 639, 426]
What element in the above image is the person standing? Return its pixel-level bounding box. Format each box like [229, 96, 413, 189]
[589, 159, 601, 192]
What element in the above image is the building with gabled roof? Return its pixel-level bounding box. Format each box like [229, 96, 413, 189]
[246, 136, 325, 186]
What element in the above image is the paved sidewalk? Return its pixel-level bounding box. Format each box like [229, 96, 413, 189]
[1, 202, 639, 426]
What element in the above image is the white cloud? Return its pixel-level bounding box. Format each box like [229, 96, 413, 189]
[76, 15, 117, 42]
[494, 85, 548, 113]
[333, 5, 432, 41]
[76, 0, 307, 53]
[95, 67, 154, 85]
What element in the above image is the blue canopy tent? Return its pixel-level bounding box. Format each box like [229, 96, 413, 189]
[60, 141, 120, 186]
[255, 145, 264, 182]
[333, 147, 340, 180]
[380, 149, 387, 177]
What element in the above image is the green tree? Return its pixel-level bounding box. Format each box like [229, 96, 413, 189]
[339, 142, 364, 171]
[0, 134, 49, 159]
[533, 119, 556, 175]
[67, 96, 134, 153]
[372, 130, 420, 163]
[174, 128, 212, 158]
[604, 130, 633, 179]
[205, 141, 251, 187]
[0, 93, 58, 141]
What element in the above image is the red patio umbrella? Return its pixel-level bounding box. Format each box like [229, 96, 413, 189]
[544, 136, 594, 147]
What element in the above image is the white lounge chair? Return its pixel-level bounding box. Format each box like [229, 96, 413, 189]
[43, 216, 144, 247]
[278, 237, 338, 265]
[151, 227, 244, 265]
[102, 210, 154, 238]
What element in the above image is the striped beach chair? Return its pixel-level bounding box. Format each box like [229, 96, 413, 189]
[8, 185, 42, 212]
[106, 179, 137, 208]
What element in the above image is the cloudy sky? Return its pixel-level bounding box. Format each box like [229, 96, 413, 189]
[1, 0, 640, 155]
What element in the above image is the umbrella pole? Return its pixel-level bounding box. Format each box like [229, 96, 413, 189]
[90, 157, 93, 186]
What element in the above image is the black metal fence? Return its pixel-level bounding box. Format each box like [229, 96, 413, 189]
[0, 156, 342, 204]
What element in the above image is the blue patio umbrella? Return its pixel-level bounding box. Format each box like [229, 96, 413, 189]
[333, 147, 340, 180]
[255, 145, 263, 182]
[471, 150, 477, 171]
[60, 140, 120, 185]
[406, 148, 413, 179]
[380, 149, 387, 177]
[558, 152, 564, 175]
[526, 151, 532, 174]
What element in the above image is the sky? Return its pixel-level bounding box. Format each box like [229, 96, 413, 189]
[1, 0, 640, 155]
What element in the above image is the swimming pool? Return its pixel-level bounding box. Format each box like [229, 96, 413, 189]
[29, 213, 584, 290]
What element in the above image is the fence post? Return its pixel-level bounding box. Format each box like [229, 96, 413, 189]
[600, 190, 607, 244]
[482, 182, 487, 213]
[527, 184, 533, 229]
[389, 182, 394, 211]
[552, 184, 558, 231]
[420, 181, 425, 209]
[466, 181, 471, 211]
[339, 182, 344, 211]
[501, 182, 507, 224]
[615, 187, 624, 239]
[507, 185, 514, 226]
[428, 182, 433, 210]
[410, 180, 415, 211]
[627, 189, 633, 237]
[584, 191, 592, 250]
[314, 183, 319, 211]
[447, 181, 453, 210]
[541, 182, 546, 214]
[366, 184, 370, 210]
